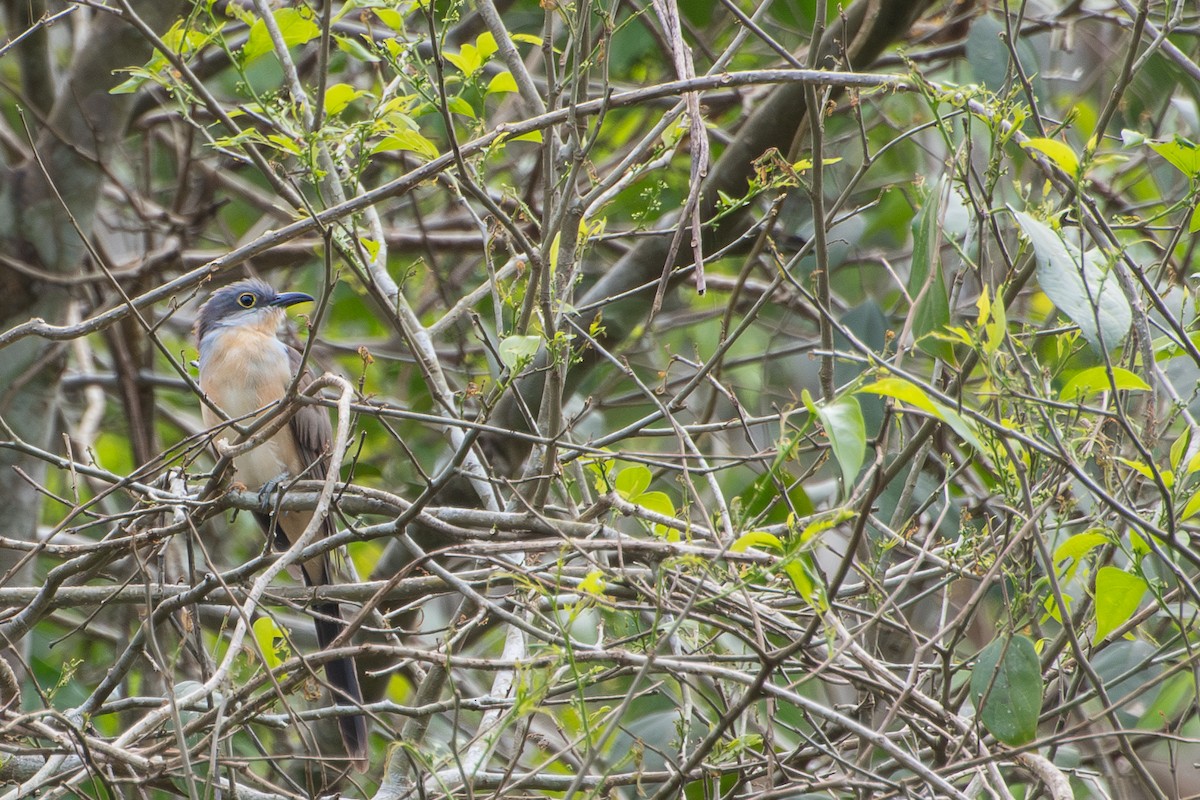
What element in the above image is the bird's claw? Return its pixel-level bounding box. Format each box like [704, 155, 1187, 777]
[256, 474, 287, 512]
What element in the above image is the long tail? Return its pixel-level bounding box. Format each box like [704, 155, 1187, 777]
[313, 601, 369, 771]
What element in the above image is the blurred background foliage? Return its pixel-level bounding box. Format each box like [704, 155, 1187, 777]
[1, 0, 1200, 798]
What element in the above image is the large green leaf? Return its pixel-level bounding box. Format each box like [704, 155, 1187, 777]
[970, 635, 1042, 746]
[908, 183, 952, 360]
[1014, 212, 1131, 353]
[243, 8, 320, 63]
[810, 393, 866, 492]
[1093, 566, 1146, 643]
[1058, 366, 1150, 401]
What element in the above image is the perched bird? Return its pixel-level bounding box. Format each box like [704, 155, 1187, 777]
[195, 278, 368, 770]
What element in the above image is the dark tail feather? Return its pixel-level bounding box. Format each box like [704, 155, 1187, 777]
[313, 601, 369, 771]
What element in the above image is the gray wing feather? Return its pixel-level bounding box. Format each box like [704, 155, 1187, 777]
[287, 345, 333, 477]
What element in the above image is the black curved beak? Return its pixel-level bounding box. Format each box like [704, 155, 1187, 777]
[272, 291, 315, 308]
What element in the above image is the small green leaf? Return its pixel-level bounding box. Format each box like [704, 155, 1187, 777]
[243, 8, 320, 63]
[1058, 366, 1150, 401]
[782, 555, 826, 610]
[447, 95, 477, 119]
[1180, 492, 1200, 521]
[486, 71, 519, 95]
[806, 391, 865, 492]
[252, 617, 290, 670]
[511, 33, 543, 46]
[445, 43, 482, 76]
[371, 129, 439, 160]
[970, 635, 1042, 746]
[1093, 566, 1146, 643]
[614, 465, 651, 500]
[1052, 530, 1109, 582]
[323, 83, 367, 116]
[731, 531, 783, 553]
[498, 334, 540, 368]
[1021, 137, 1080, 177]
[637, 491, 678, 539]
[1171, 430, 1190, 471]
[858, 377, 983, 453]
[578, 569, 607, 597]
[475, 31, 498, 60]
[500, 129, 543, 144]
[1148, 135, 1200, 178]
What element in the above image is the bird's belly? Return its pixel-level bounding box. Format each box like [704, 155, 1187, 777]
[200, 330, 300, 490]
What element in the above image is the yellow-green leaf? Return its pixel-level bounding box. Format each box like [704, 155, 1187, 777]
[1180, 492, 1200, 521]
[323, 83, 366, 116]
[578, 569, 607, 597]
[487, 71, 519, 95]
[475, 31, 498, 60]
[1021, 137, 1080, 177]
[243, 8, 320, 63]
[252, 617, 289, 670]
[1052, 531, 1109, 582]
[371, 129, 439, 160]
[445, 43, 482, 76]
[731, 531, 783, 553]
[614, 465, 651, 500]
[1093, 566, 1146, 643]
[1059, 366, 1150, 401]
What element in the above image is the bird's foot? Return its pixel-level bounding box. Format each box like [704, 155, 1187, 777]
[256, 474, 288, 512]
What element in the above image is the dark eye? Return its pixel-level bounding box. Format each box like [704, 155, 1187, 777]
[237, 292, 256, 308]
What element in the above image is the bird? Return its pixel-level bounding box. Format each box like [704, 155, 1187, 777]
[195, 277, 368, 771]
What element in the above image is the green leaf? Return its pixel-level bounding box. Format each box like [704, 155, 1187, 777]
[578, 569, 607, 597]
[497, 334, 540, 369]
[807, 391, 866, 491]
[335, 33, 380, 63]
[1052, 530, 1109, 582]
[500, 129, 543, 144]
[1171, 430, 1190, 471]
[731, 531, 783, 553]
[970, 635, 1042, 746]
[511, 33, 543, 46]
[1058, 366, 1150, 401]
[243, 8, 320, 63]
[447, 95, 477, 119]
[323, 83, 367, 116]
[614, 465, 651, 500]
[1093, 566, 1147, 643]
[858, 377, 983, 453]
[1180, 492, 1200, 521]
[445, 43, 482, 76]
[1021, 137, 1080, 177]
[1148, 135, 1200, 178]
[371, 129, 439, 160]
[908, 183, 953, 360]
[475, 31, 498, 61]
[798, 508, 856, 545]
[975, 285, 1007, 355]
[636, 491, 678, 539]
[252, 617, 290, 671]
[486, 71, 519, 95]
[1013, 211, 1131, 353]
[782, 555, 826, 610]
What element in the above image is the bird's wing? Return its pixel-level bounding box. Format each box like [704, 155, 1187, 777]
[280, 344, 338, 586]
[287, 344, 334, 479]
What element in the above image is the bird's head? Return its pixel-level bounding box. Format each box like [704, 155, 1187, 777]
[195, 278, 314, 343]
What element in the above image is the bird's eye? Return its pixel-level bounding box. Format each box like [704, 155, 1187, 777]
[237, 292, 256, 308]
